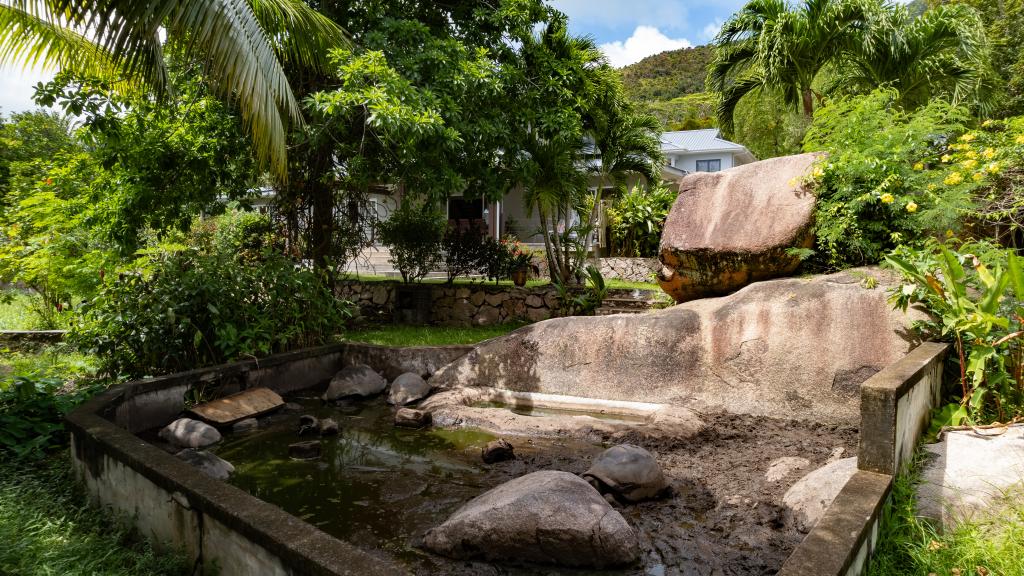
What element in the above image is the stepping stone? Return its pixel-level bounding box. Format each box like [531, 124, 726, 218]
[189, 387, 284, 425]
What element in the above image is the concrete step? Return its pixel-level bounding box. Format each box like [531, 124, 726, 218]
[595, 307, 648, 316]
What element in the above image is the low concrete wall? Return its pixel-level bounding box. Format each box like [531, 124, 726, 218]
[0, 330, 67, 346]
[66, 342, 473, 576]
[340, 342, 472, 381]
[778, 341, 950, 576]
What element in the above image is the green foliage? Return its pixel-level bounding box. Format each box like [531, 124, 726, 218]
[731, 89, 810, 159]
[619, 45, 714, 102]
[942, 0, 1024, 117]
[642, 93, 718, 131]
[554, 265, 607, 316]
[0, 376, 101, 459]
[607, 184, 676, 257]
[441, 222, 491, 283]
[0, 344, 98, 384]
[868, 454, 1024, 576]
[803, 89, 972, 268]
[0, 457, 189, 575]
[887, 239, 1024, 425]
[377, 202, 446, 283]
[0, 109, 74, 197]
[70, 214, 351, 379]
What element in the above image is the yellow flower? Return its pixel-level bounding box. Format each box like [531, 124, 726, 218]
[880, 193, 895, 204]
[973, 172, 985, 182]
[987, 162, 1000, 174]
[946, 229, 955, 238]
[812, 166, 825, 179]
[788, 177, 799, 188]
[945, 172, 964, 185]
[913, 162, 925, 171]
[941, 154, 953, 163]
[959, 132, 977, 142]
[927, 183, 937, 191]
[905, 201, 918, 213]
[962, 158, 979, 169]
[983, 119, 994, 127]
[966, 150, 979, 160]
[1016, 134, 1024, 145]
[982, 148, 996, 160]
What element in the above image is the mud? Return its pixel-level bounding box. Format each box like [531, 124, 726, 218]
[202, 396, 856, 576]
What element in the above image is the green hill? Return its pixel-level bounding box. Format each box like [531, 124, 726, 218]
[620, 45, 714, 103]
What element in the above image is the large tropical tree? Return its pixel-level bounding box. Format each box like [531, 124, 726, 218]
[0, 0, 346, 178]
[708, 0, 876, 131]
[832, 3, 991, 110]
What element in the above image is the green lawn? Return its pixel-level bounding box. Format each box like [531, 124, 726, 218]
[342, 322, 528, 347]
[0, 457, 188, 576]
[0, 289, 42, 330]
[0, 344, 99, 388]
[869, 460, 1024, 575]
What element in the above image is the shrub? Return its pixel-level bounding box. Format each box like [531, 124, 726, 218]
[887, 239, 1024, 426]
[377, 203, 445, 283]
[0, 376, 102, 459]
[441, 221, 489, 282]
[802, 89, 972, 268]
[70, 222, 351, 378]
[606, 184, 676, 257]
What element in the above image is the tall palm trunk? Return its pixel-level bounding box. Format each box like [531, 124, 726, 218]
[801, 87, 815, 117]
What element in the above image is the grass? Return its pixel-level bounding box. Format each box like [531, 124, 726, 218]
[869, 458, 1024, 576]
[343, 322, 528, 347]
[0, 456, 189, 576]
[0, 344, 99, 388]
[0, 289, 42, 330]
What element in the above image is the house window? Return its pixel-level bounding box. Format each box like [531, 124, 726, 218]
[695, 159, 722, 172]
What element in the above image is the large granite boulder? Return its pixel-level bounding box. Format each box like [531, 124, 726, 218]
[423, 470, 639, 568]
[430, 268, 923, 425]
[917, 426, 1024, 530]
[783, 457, 858, 533]
[658, 153, 819, 303]
[322, 364, 387, 401]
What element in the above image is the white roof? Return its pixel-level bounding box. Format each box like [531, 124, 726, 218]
[660, 129, 748, 153]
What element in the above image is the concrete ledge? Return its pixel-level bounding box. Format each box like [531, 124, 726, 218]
[859, 341, 949, 476]
[777, 471, 893, 576]
[0, 329, 67, 345]
[779, 341, 949, 576]
[66, 342, 472, 575]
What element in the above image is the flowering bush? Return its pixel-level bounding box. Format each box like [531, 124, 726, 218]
[803, 89, 1024, 269]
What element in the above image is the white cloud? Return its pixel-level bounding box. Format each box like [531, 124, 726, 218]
[701, 19, 724, 42]
[0, 65, 54, 114]
[600, 26, 693, 68]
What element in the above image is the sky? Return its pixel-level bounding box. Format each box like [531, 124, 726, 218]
[0, 0, 910, 114]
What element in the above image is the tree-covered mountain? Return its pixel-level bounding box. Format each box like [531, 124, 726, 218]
[619, 45, 714, 103]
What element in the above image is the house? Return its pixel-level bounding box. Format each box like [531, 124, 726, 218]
[342, 129, 754, 274]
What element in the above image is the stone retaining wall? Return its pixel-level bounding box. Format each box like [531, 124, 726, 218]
[337, 281, 566, 326]
[597, 257, 660, 283]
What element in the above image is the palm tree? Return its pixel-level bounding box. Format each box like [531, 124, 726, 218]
[583, 81, 663, 261]
[0, 0, 346, 179]
[708, 0, 876, 131]
[831, 3, 992, 111]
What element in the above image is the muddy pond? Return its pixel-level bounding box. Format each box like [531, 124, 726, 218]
[209, 396, 857, 576]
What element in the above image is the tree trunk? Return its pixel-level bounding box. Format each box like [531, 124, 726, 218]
[801, 88, 814, 118]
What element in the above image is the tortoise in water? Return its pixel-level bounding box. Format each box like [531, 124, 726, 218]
[582, 444, 670, 503]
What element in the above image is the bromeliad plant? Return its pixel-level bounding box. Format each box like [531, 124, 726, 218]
[887, 240, 1024, 426]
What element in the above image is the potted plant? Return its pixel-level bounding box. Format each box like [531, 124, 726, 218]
[503, 236, 534, 287]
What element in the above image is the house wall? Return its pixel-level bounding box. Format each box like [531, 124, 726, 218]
[667, 151, 737, 173]
[499, 185, 544, 243]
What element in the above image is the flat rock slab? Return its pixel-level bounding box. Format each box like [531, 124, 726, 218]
[917, 425, 1024, 530]
[188, 387, 284, 425]
[783, 457, 858, 533]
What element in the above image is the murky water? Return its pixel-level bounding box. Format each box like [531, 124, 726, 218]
[213, 398, 606, 570]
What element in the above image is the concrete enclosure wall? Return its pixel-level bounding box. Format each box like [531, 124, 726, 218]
[66, 343, 476, 576]
[779, 342, 950, 576]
